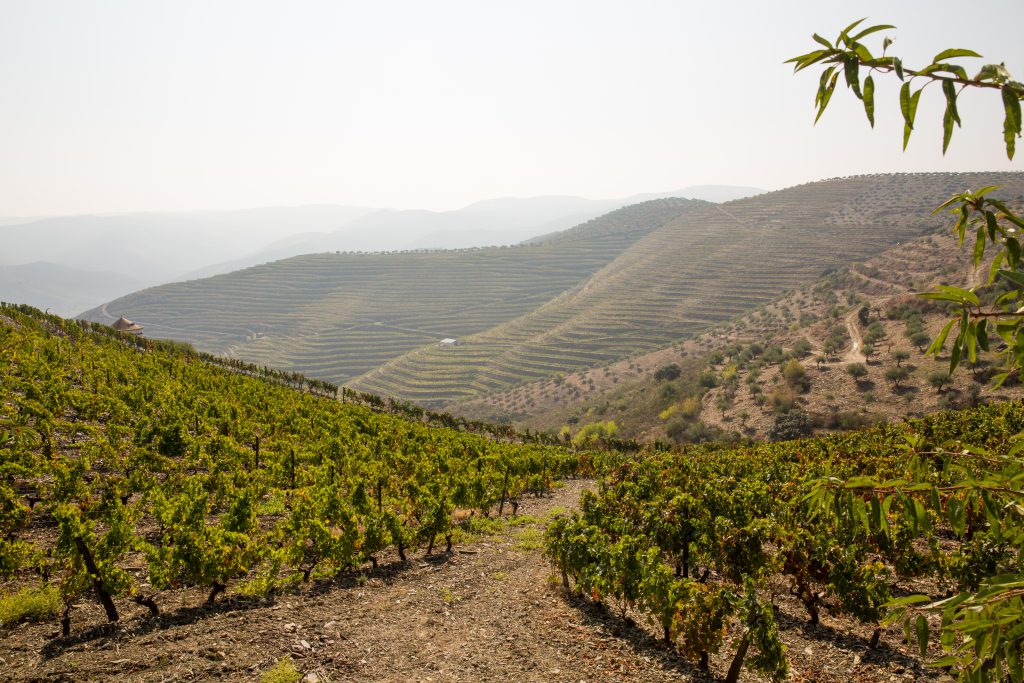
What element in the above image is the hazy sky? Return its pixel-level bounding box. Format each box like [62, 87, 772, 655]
[1, 1, 1022, 216]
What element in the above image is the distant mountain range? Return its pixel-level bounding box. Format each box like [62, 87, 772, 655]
[0, 185, 763, 315]
[0, 262, 146, 318]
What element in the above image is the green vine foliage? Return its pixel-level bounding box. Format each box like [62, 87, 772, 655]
[0, 304, 587, 631]
[546, 391, 1024, 679]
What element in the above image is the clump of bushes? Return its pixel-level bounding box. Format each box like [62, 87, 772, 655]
[653, 363, 682, 382]
[0, 586, 61, 627]
[768, 409, 814, 441]
[570, 420, 619, 447]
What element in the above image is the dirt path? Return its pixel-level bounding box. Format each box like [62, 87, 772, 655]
[967, 262, 982, 289]
[98, 303, 117, 322]
[842, 308, 867, 364]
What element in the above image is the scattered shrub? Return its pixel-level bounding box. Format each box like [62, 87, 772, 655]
[0, 586, 61, 627]
[846, 363, 868, 381]
[768, 410, 813, 441]
[679, 396, 702, 420]
[653, 363, 682, 382]
[791, 338, 812, 358]
[782, 359, 811, 392]
[884, 366, 912, 390]
[261, 658, 301, 683]
[928, 370, 951, 393]
[769, 385, 798, 414]
[571, 420, 618, 447]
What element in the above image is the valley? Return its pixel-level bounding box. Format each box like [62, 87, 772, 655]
[81, 173, 1024, 414]
[6, 8, 1024, 683]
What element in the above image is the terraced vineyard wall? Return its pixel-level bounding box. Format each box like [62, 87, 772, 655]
[81, 198, 700, 385]
[351, 173, 1024, 406]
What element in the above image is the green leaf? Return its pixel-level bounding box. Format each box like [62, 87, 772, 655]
[887, 594, 931, 608]
[852, 43, 873, 63]
[986, 211, 999, 241]
[812, 33, 833, 49]
[844, 56, 862, 99]
[995, 289, 1018, 306]
[816, 67, 833, 107]
[916, 614, 929, 657]
[909, 89, 922, 123]
[943, 79, 961, 126]
[815, 72, 839, 124]
[1009, 237, 1022, 267]
[937, 64, 969, 81]
[988, 252, 1005, 285]
[914, 499, 929, 532]
[894, 57, 904, 81]
[988, 200, 1024, 229]
[976, 63, 1012, 83]
[1004, 86, 1022, 160]
[943, 285, 980, 305]
[927, 319, 958, 356]
[932, 48, 983, 62]
[973, 224, 986, 267]
[900, 82, 911, 124]
[851, 24, 895, 41]
[949, 496, 966, 536]
[943, 108, 954, 154]
[900, 84, 922, 150]
[838, 18, 867, 43]
[863, 75, 875, 127]
[999, 269, 1024, 290]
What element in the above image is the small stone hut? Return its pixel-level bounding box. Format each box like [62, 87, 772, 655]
[111, 316, 144, 336]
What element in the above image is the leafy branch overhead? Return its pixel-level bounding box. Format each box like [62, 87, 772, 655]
[792, 23, 1024, 382]
[787, 18, 1024, 158]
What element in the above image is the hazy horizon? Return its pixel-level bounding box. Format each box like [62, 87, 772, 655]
[0, 183, 760, 222]
[1, 1, 1022, 217]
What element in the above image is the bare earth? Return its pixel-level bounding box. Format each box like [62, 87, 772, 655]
[1, 479, 949, 682]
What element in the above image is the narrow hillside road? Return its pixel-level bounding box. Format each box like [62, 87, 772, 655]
[98, 302, 117, 322]
[968, 261, 983, 290]
[842, 308, 867, 364]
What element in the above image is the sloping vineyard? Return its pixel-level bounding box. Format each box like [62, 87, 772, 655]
[546, 400, 1024, 682]
[0, 304, 588, 635]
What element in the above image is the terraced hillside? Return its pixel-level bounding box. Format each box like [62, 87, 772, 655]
[81, 198, 700, 383]
[452, 231, 1024, 441]
[351, 173, 1024, 405]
